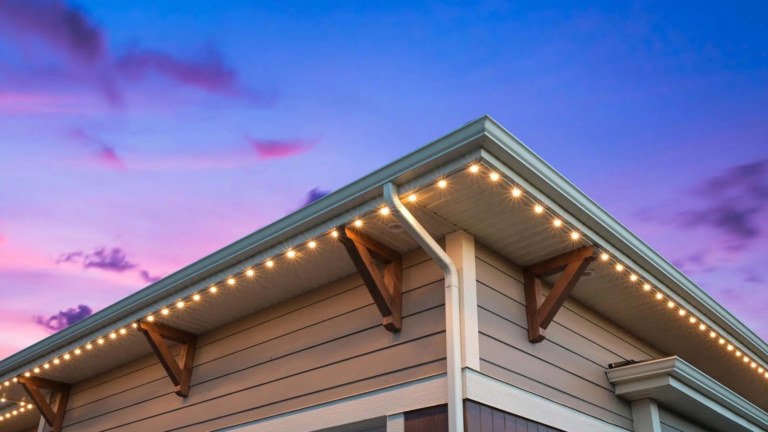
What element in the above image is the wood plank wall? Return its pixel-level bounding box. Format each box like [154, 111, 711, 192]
[60, 249, 447, 431]
[475, 243, 664, 431]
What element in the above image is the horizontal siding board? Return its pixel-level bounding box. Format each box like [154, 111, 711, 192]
[62, 249, 447, 432]
[182, 362, 445, 432]
[88, 334, 446, 431]
[478, 308, 614, 392]
[66, 301, 445, 427]
[479, 335, 631, 421]
[479, 360, 633, 430]
[476, 256, 658, 361]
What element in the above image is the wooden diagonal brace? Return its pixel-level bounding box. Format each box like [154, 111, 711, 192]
[338, 226, 403, 332]
[138, 322, 197, 397]
[523, 246, 596, 343]
[18, 376, 70, 432]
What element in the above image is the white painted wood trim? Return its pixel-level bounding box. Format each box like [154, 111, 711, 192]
[463, 368, 629, 432]
[386, 413, 404, 432]
[219, 375, 447, 432]
[446, 231, 480, 370]
[630, 399, 661, 432]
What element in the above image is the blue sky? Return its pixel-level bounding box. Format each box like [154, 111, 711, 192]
[0, 0, 766, 357]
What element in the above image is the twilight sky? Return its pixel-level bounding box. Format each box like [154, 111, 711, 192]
[0, 0, 766, 359]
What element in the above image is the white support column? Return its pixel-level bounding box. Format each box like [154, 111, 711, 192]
[630, 399, 662, 432]
[386, 413, 404, 432]
[445, 231, 480, 370]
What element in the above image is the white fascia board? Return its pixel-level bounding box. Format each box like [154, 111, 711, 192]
[607, 357, 768, 431]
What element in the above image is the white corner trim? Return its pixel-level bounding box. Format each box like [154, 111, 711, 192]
[386, 413, 404, 432]
[607, 357, 768, 431]
[630, 399, 661, 432]
[446, 231, 480, 371]
[463, 368, 628, 432]
[219, 375, 447, 432]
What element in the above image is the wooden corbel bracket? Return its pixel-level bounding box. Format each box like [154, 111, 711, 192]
[18, 376, 70, 432]
[337, 225, 403, 332]
[523, 245, 597, 343]
[137, 321, 197, 397]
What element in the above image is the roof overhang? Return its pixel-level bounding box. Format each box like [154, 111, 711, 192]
[607, 357, 768, 431]
[1, 116, 766, 423]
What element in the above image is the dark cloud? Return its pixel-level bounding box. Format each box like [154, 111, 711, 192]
[0, 0, 259, 106]
[34, 304, 93, 332]
[677, 158, 768, 248]
[0, 0, 105, 64]
[57, 247, 138, 272]
[249, 138, 314, 160]
[139, 270, 162, 284]
[302, 187, 330, 207]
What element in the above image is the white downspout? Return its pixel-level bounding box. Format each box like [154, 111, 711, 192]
[383, 182, 464, 432]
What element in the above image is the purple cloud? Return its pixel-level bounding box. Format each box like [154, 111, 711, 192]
[34, 304, 93, 332]
[116, 50, 239, 96]
[0, 0, 105, 64]
[0, 1, 258, 106]
[57, 247, 138, 272]
[302, 187, 331, 206]
[139, 270, 162, 284]
[68, 128, 126, 169]
[249, 138, 314, 160]
[678, 158, 768, 248]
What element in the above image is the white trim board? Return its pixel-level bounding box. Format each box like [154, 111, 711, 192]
[607, 357, 768, 432]
[219, 375, 447, 432]
[463, 368, 629, 432]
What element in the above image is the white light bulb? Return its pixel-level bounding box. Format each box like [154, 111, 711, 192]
[193, 294, 201, 301]
[354, 219, 363, 227]
[643, 283, 651, 291]
[600, 253, 610, 262]
[511, 187, 522, 198]
[286, 250, 297, 258]
[552, 218, 562, 228]
[176, 301, 185, 309]
[227, 277, 236, 285]
[161, 308, 170, 315]
[534, 204, 544, 214]
[408, 194, 417, 203]
[209, 286, 218, 293]
[246, 268, 255, 277]
[489, 172, 500, 181]
[469, 164, 480, 174]
[629, 274, 638, 282]
[308, 241, 317, 249]
[265, 260, 274, 268]
[437, 179, 447, 188]
[615, 263, 624, 272]
[379, 206, 390, 215]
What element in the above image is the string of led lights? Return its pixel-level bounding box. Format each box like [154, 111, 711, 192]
[0, 398, 35, 423]
[2, 161, 765, 405]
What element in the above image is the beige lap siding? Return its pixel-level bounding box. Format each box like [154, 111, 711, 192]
[475, 244, 663, 431]
[62, 249, 447, 432]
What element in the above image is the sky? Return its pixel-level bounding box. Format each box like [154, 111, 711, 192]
[0, 0, 766, 359]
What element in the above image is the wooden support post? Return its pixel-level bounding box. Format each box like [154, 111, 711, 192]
[138, 322, 197, 397]
[338, 226, 403, 332]
[18, 376, 70, 432]
[523, 246, 596, 343]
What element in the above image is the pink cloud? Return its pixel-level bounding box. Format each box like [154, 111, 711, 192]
[249, 138, 315, 160]
[68, 128, 126, 169]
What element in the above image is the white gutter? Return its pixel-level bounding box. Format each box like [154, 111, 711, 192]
[383, 182, 464, 432]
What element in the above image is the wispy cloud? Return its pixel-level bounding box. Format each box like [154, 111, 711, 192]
[139, 270, 161, 284]
[0, 0, 260, 107]
[57, 247, 138, 272]
[34, 304, 92, 332]
[249, 138, 314, 160]
[68, 128, 126, 169]
[116, 49, 240, 96]
[0, 0, 105, 65]
[676, 158, 768, 250]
